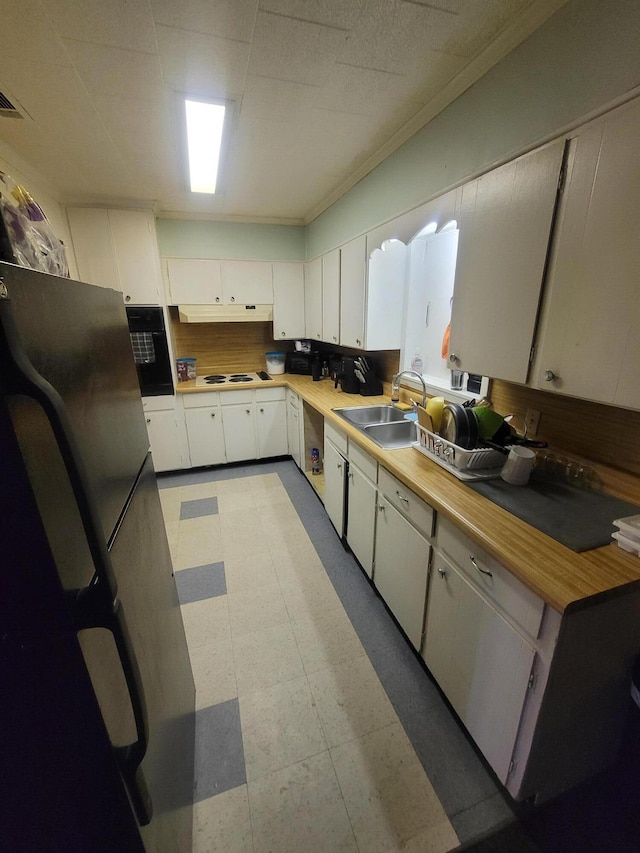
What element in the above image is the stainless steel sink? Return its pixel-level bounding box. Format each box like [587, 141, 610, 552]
[333, 405, 407, 426]
[363, 420, 417, 449]
[333, 405, 416, 449]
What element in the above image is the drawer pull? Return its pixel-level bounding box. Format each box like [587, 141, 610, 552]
[396, 491, 409, 504]
[470, 555, 492, 577]
[437, 568, 447, 578]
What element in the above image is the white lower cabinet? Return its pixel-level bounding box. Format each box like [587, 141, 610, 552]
[374, 498, 431, 650]
[183, 392, 226, 468]
[286, 390, 303, 469]
[184, 387, 287, 466]
[424, 549, 536, 784]
[142, 397, 186, 472]
[257, 399, 288, 458]
[324, 438, 347, 537]
[370, 467, 434, 650]
[346, 442, 378, 578]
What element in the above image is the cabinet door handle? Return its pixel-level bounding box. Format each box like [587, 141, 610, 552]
[449, 352, 458, 364]
[125, 294, 131, 302]
[333, 335, 337, 342]
[356, 338, 361, 346]
[347, 471, 353, 480]
[437, 567, 447, 578]
[470, 555, 492, 577]
[246, 409, 251, 414]
[259, 408, 264, 413]
[425, 302, 430, 327]
[396, 490, 409, 505]
[337, 462, 342, 470]
[378, 503, 385, 512]
[146, 417, 151, 423]
[230, 296, 235, 302]
[210, 412, 215, 418]
[215, 296, 220, 302]
[544, 370, 556, 381]
[281, 331, 286, 336]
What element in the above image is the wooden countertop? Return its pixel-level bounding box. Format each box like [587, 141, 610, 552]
[178, 374, 640, 614]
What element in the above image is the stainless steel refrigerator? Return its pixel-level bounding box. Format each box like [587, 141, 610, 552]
[0, 261, 195, 852]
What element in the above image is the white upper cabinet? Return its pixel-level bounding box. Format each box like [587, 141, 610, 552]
[68, 208, 162, 305]
[273, 262, 305, 340]
[166, 258, 223, 304]
[165, 259, 272, 305]
[364, 236, 407, 350]
[532, 97, 640, 410]
[322, 249, 340, 345]
[449, 139, 565, 383]
[340, 235, 366, 348]
[220, 260, 273, 304]
[304, 257, 323, 341]
[402, 222, 458, 386]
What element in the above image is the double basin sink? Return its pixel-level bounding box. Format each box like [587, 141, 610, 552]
[333, 405, 417, 450]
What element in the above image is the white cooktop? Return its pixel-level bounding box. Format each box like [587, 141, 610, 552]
[195, 372, 264, 387]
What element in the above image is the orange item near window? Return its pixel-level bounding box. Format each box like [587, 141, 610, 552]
[441, 322, 451, 360]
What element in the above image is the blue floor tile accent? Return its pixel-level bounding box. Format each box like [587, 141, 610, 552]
[194, 699, 246, 801]
[175, 562, 226, 604]
[180, 496, 219, 519]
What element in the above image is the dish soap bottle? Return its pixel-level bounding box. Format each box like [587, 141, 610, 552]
[410, 350, 423, 373]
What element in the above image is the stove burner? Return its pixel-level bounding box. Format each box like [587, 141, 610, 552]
[203, 374, 226, 381]
[229, 376, 252, 382]
[205, 379, 225, 384]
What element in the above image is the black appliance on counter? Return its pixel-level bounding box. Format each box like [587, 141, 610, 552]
[333, 356, 360, 394]
[0, 262, 194, 851]
[126, 305, 174, 397]
[285, 350, 319, 375]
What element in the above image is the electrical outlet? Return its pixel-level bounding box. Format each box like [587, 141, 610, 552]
[525, 408, 541, 437]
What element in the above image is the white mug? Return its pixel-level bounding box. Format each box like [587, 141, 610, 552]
[500, 446, 536, 486]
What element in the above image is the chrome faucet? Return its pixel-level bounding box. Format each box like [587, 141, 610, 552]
[391, 370, 427, 408]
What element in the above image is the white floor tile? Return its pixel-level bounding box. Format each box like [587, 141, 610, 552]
[247, 752, 358, 853]
[308, 654, 397, 748]
[193, 786, 253, 853]
[330, 723, 459, 853]
[223, 548, 278, 594]
[291, 604, 365, 674]
[233, 621, 305, 696]
[180, 481, 219, 500]
[181, 596, 231, 651]
[239, 675, 327, 781]
[227, 582, 290, 637]
[189, 637, 237, 710]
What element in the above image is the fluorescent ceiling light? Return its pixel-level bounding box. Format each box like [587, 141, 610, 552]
[185, 99, 226, 194]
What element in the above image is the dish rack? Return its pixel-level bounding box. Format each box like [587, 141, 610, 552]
[412, 423, 505, 481]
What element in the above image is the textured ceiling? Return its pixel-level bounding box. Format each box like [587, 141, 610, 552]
[0, 0, 567, 223]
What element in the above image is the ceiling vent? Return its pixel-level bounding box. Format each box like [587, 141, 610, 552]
[0, 92, 24, 119]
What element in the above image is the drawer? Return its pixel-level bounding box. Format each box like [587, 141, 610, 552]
[378, 467, 434, 539]
[256, 386, 286, 402]
[219, 388, 254, 405]
[348, 440, 377, 484]
[325, 420, 348, 455]
[437, 516, 545, 639]
[183, 391, 220, 409]
[286, 389, 300, 408]
[142, 395, 175, 412]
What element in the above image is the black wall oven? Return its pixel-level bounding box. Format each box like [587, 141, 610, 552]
[126, 306, 174, 397]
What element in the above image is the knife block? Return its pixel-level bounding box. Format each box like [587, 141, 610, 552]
[360, 376, 383, 396]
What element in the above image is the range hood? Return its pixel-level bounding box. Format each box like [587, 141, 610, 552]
[177, 304, 273, 323]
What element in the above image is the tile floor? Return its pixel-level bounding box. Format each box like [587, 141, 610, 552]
[158, 460, 515, 852]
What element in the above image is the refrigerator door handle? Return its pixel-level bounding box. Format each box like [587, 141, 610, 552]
[1, 296, 152, 826]
[70, 580, 153, 826]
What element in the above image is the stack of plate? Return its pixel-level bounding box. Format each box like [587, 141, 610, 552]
[612, 515, 640, 556]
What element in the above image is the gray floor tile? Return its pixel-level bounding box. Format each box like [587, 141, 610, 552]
[180, 496, 219, 519]
[175, 562, 226, 604]
[157, 469, 219, 488]
[451, 794, 515, 844]
[194, 699, 246, 801]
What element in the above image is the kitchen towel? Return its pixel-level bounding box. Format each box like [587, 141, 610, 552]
[130, 331, 156, 364]
[468, 474, 640, 552]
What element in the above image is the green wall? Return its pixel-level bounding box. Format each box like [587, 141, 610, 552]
[306, 0, 640, 257]
[156, 218, 305, 260]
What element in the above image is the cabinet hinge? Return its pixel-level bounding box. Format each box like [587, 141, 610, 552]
[508, 759, 516, 776]
[528, 671, 536, 690]
[529, 343, 536, 364]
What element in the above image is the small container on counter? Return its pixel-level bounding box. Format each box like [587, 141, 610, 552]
[265, 351, 286, 374]
[176, 357, 197, 381]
